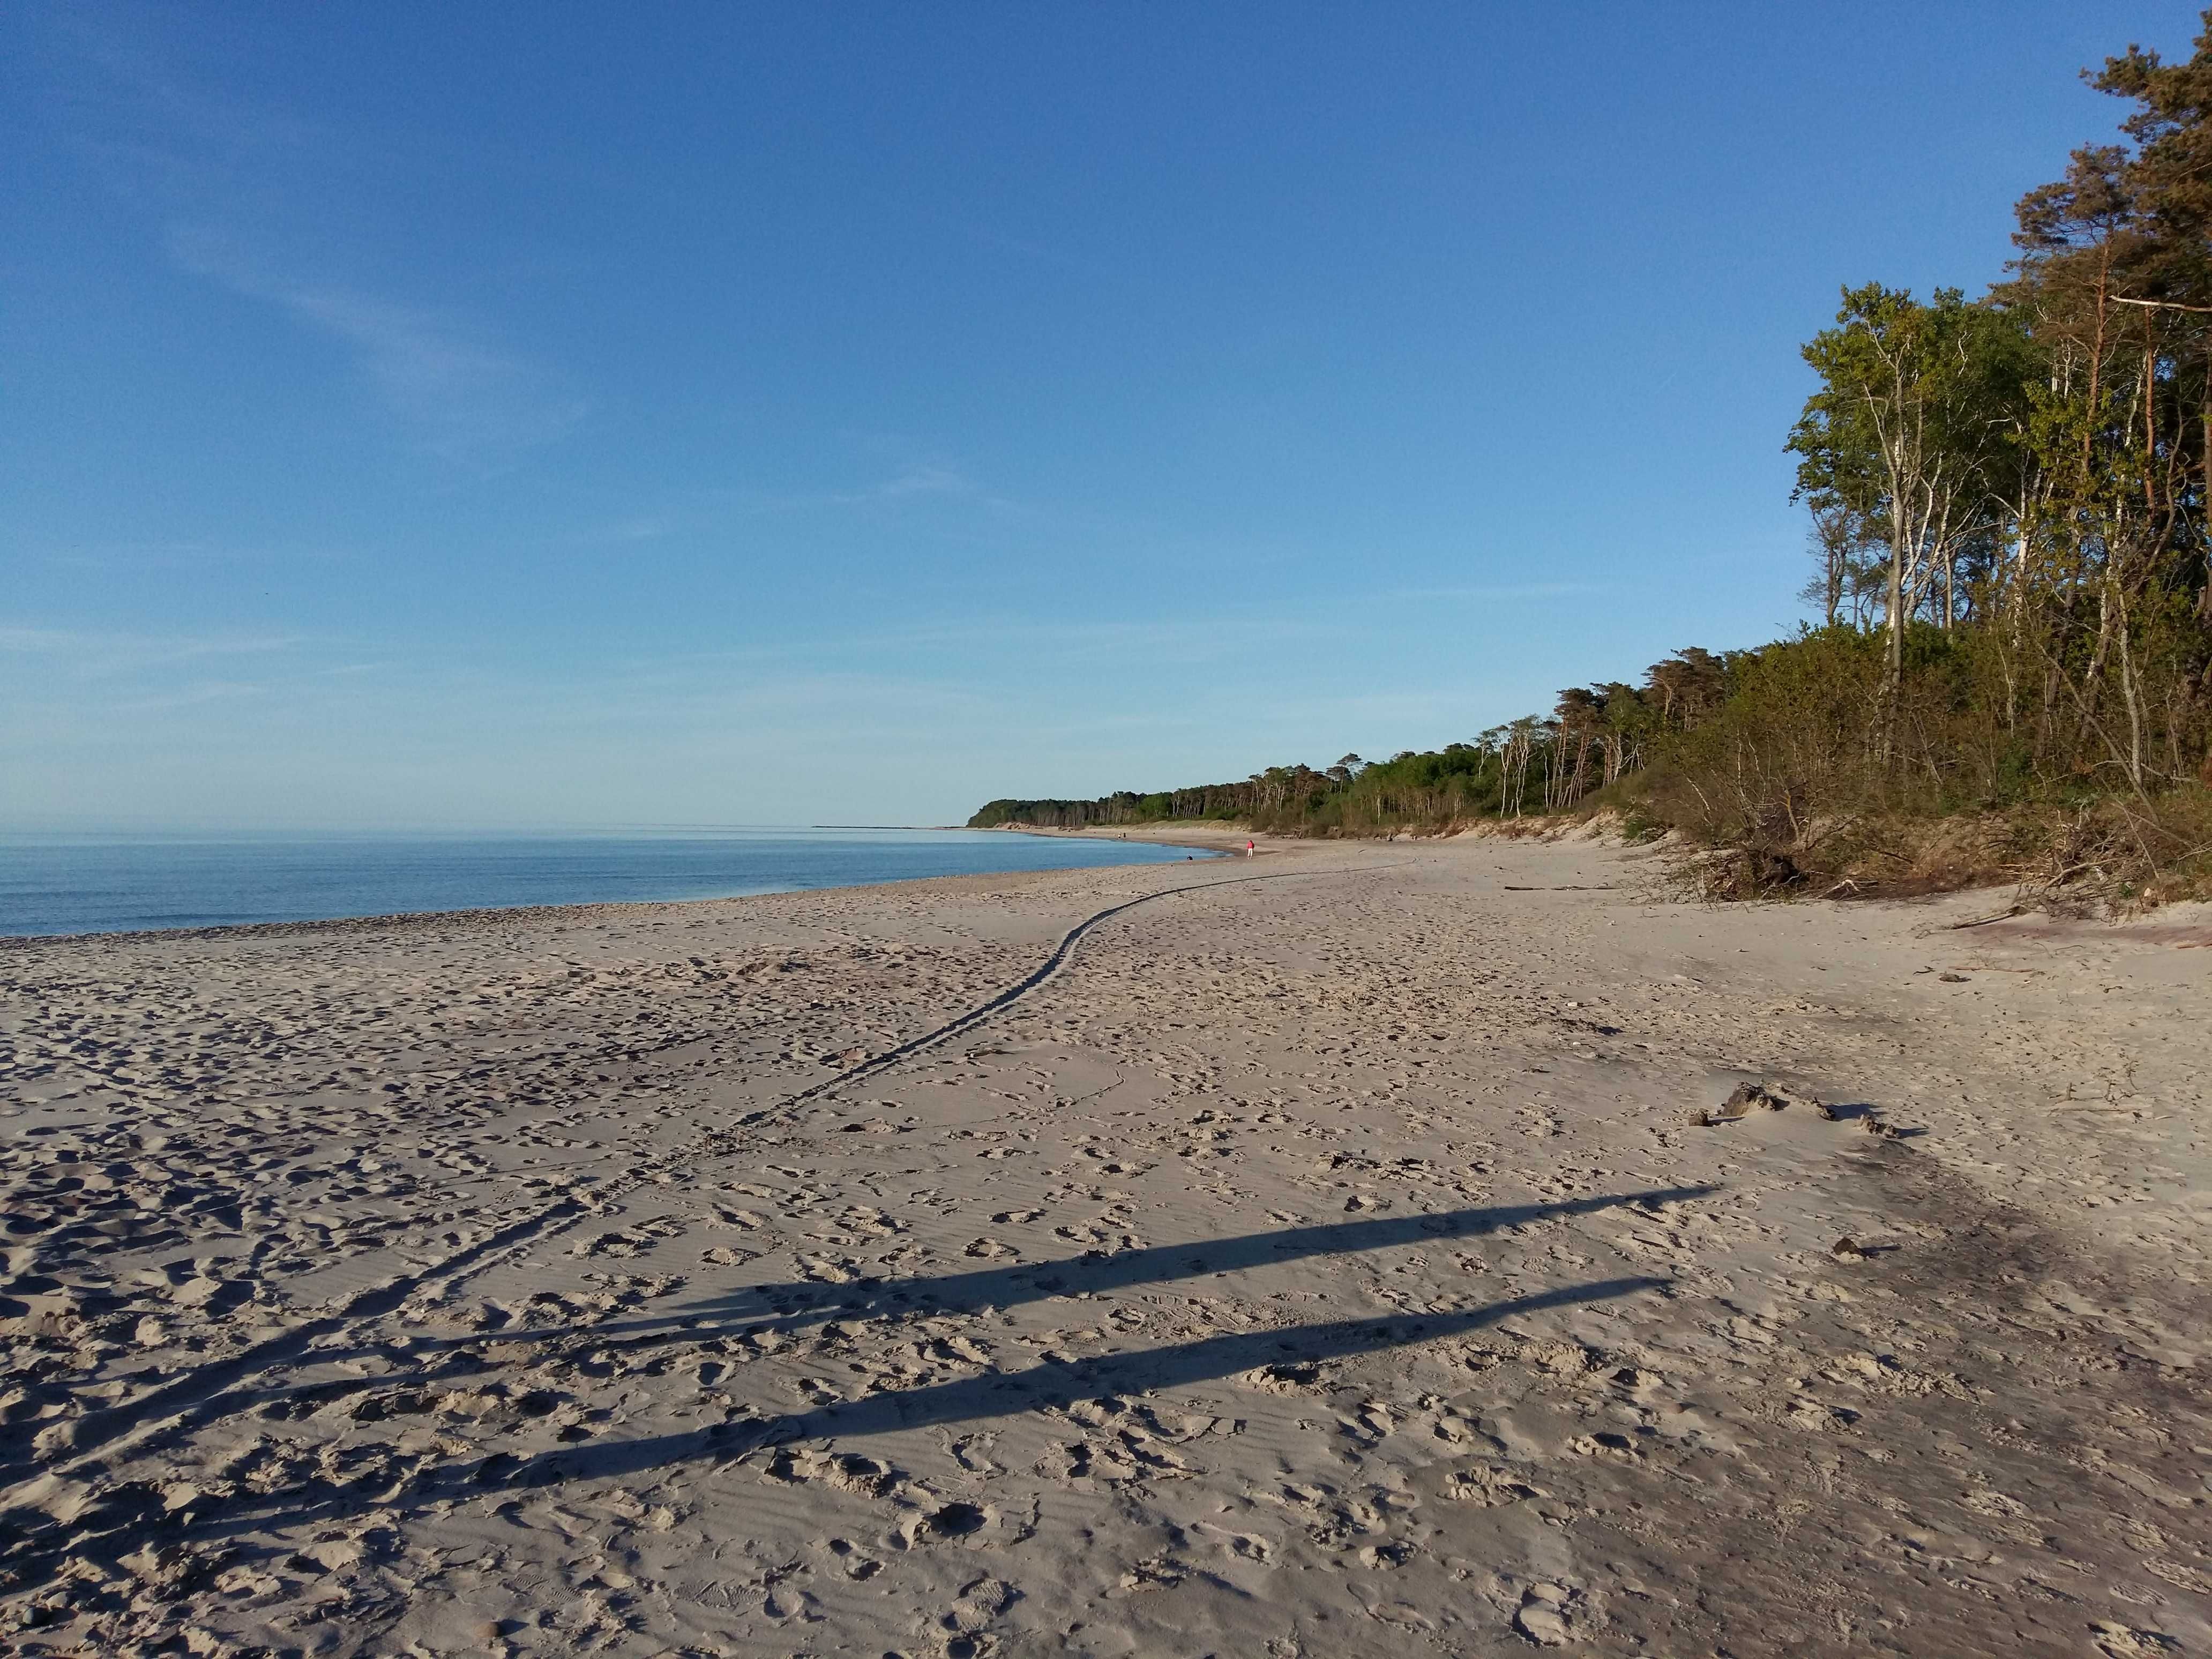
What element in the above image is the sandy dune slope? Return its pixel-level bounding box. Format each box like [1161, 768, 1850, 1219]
[2, 838, 2208, 1657]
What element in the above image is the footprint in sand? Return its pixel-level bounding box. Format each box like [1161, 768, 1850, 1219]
[1513, 1583, 1589, 1647]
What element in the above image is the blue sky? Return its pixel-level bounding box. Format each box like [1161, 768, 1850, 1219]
[4, 2, 2202, 829]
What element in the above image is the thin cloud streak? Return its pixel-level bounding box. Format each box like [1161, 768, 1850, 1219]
[876, 463, 975, 498]
[43, 12, 586, 466]
[0, 624, 309, 678]
[616, 611, 1328, 677]
[167, 228, 587, 460]
[1384, 581, 1602, 601]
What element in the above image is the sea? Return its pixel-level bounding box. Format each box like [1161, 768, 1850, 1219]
[0, 828, 1217, 939]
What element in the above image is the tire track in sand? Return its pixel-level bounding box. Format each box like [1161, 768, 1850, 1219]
[2, 857, 1396, 1492]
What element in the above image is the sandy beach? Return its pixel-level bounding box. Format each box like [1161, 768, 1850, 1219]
[3, 834, 2209, 1657]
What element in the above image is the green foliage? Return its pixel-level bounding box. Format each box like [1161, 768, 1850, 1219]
[967, 647, 1783, 835]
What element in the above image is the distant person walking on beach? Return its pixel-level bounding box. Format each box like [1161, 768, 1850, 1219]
[1245, 840, 1255, 857]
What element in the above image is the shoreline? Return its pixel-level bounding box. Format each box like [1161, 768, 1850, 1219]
[0, 834, 1235, 950]
[980, 819, 1274, 854]
[4, 835, 2207, 1655]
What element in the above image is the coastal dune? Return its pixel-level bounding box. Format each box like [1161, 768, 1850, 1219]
[3, 838, 2208, 1656]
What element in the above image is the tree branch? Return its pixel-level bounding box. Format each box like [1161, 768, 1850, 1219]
[2109, 294, 2212, 314]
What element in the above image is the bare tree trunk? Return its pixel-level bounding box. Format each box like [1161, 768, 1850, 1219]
[2202, 379, 2212, 623]
[2115, 587, 2146, 793]
[2076, 566, 2118, 759]
[1881, 527, 1905, 765]
[2087, 248, 2110, 470]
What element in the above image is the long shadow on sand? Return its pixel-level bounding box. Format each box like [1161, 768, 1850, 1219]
[164, 1271, 1672, 1572]
[1, 1191, 1703, 1591]
[334, 1185, 1716, 1370]
[69, 1189, 1713, 1509]
[467, 1272, 1670, 1492]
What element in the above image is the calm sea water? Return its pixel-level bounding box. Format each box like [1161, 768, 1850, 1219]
[0, 829, 1219, 939]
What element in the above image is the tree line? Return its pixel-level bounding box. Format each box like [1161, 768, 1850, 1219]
[967, 647, 1734, 834]
[974, 14, 2212, 900]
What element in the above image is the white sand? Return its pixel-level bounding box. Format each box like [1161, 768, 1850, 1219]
[2, 836, 2208, 1656]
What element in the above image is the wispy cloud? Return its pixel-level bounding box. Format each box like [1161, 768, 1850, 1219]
[168, 228, 586, 460]
[872, 461, 1037, 518]
[877, 463, 975, 498]
[34, 536, 354, 573]
[45, 12, 586, 465]
[616, 610, 1326, 680]
[674, 459, 1038, 521]
[806, 459, 1025, 514]
[107, 679, 273, 715]
[1382, 581, 1600, 602]
[597, 515, 680, 544]
[0, 624, 307, 678]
